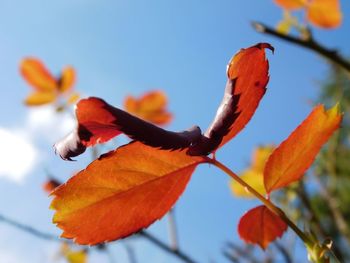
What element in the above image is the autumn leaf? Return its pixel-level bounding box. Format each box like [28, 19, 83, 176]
[274, 0, 305, 10]
[188, 43, 272, 155]
[231, 146, 274, 198]
[124, 90, 173, 125]
[54, 97, 201, 160]
[264, 104, 342, 193]
[20, 57, 78, 106]
[306, 0, 342, 29]
[24, 92, 57, 106]
[43, 178, 61, 194]
[51, 141, 205, 245]
[61, 243, 87, 263]
[59, 66, 76, 93]
[20, 58, 57, 92]
[238, 205, 287, 249]
[273, 0, 342, 29]
[217, 43, 272, 148]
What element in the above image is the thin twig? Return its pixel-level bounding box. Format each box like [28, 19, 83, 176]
[208, 157, 311, 245]
[297, 181, 345, 262]
[274, 242, 293, 263]
[222, 250, 240, 263]
[167, 208, 179, 251]
[0, 213, 197, 263]
[225, 242, 259, 263]
[139, 231, 198, 263]
[313, 174, 350, 244]
[0, 213, 66, 242]
[123, 243, 137, 263]
[252, 22, 350, 73]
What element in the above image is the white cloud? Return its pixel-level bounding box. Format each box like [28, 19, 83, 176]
[26, 106, 76, 143]
[0, 105, 76, 183]
[0, 128, 38, 182]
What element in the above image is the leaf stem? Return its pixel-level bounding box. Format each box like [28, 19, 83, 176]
[206, 157, 311, 245]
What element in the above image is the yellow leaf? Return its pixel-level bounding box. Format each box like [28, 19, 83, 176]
[66, 251, 87, 263]
[230, 169, 266, 198]
[67, 92, 80, 104]
[230, 146, 274, 198]
[24, 91, 56, 106]
[276, 11, 299, 34]
[61, 243, 87, 263]
[20, 58, 57, 92]
[59, 66, 76, 93]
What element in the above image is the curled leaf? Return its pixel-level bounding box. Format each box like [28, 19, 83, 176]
[55, 97, 202, 160]
[124, 90, 173, 125]
[51, 141, 205, 245]
[188, 43, 272, 155]
[264, 104, 342, 193]
[238, 205, 287, 249]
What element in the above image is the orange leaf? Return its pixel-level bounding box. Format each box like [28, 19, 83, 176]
[188, 43, 272, 156]
[24, 91, 56, 106]
[20, 58, 57, 92]
[264, 104, 342, 193]
[124, 90, 172, 125]
[43, 178, 61, 194]
[306, 0, 342, 29]
[51, 141, 204, 245]
[274, 0, 306, 10]
[219, 43, 272, 147]
[238, 205, 287, 249]
[59, 66, 76, 93]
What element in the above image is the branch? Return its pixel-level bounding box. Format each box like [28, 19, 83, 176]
[252, 22, 350, 73]
[167, 208, 179, 250]
[0, 213, 66, 242]
[139, 231, 198, 263]
[274, 242, 293, 263]
[0, 213, 197, 263]
[224, 242, 259, 263]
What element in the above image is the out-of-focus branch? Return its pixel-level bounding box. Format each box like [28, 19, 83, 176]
[313, 175, 350, 244]
[167, 208, 179, 250]
[0, 213, 197, 263]
[252, 22, 350, 73]
[274, 242, 293, 263]
[123, 243, 138, 263]
[0, 213, 65, 242]
[224, 242, 259, 263]
[139, 231, 198, 263]
[297, 180, 345, 262]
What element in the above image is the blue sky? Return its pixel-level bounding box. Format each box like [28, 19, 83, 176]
[0, 0, 349, 262]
